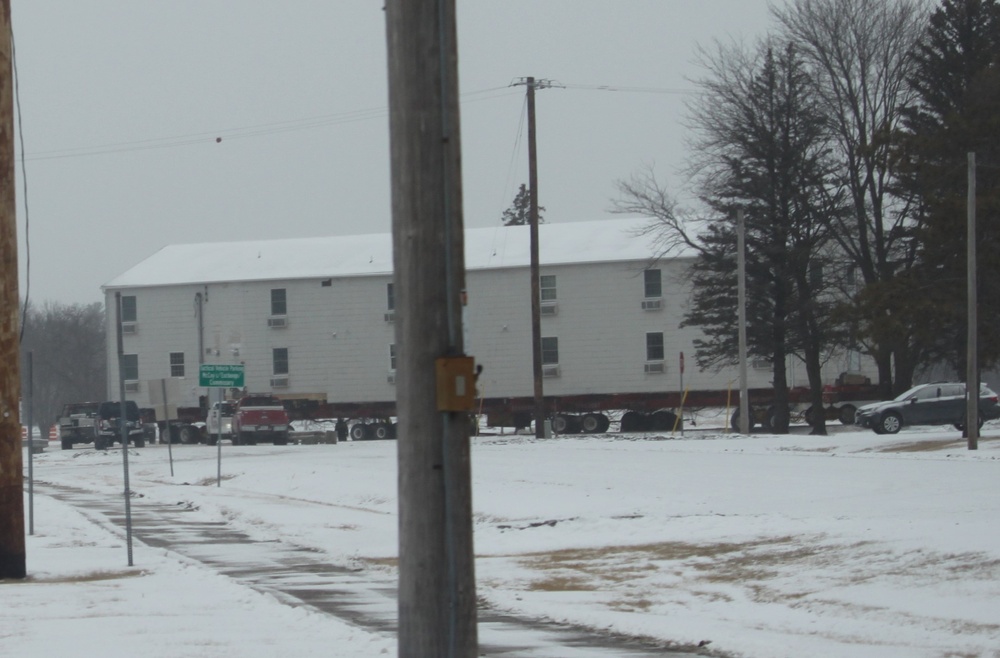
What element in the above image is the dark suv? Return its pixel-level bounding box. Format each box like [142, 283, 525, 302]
[854, 382, 1000, 434]
[94, 401, 146, 450]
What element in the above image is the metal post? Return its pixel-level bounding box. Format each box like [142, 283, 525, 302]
[160, 378, 174, 476]
[737, 210, 750, 434]
[386, 1, 478, 655]
[966, 152, 978, 450]
[115, 293, 134, 566]
[0, 0, 26, 580]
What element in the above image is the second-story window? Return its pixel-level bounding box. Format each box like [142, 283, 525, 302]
[272, 348, 289, 375]
[386, 282, 395, 311]
[389, 344, 397, 371]
[271, 288, 287, 316]
[121, 295, 137, 322]
[646, 332, 665, 361]
[169, 352, 185, 378]
[540, 275, 557, 302]
[123, 354, 139, 381]
[644, 269, 662, 298]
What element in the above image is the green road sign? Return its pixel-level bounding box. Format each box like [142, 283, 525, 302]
[199, 363, 245, 388]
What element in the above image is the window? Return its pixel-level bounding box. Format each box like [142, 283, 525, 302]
[646, 332, 664, 361]
[540, 275, 557, 302]
[389, 344, 397, 371]
[644, 269, 662, 298]
[386, 282, 395, 311]
[272, 348, 289, 375]
[169, 352, 185, 378]
[122, 354, 139, 381]
[270, 288, 287, 316]
[541, 337, 559, 365]
[120, 295, 137, 322]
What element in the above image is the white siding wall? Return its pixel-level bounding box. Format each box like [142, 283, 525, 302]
[106, 257, 880, 408]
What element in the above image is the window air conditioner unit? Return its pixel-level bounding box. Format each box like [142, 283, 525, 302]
[387, 372, 396, 385]
[540, 303, 559, 316]
[542, 365, 561, 378]
[384, 312, 395, 323]
[121, 322, 138, 335]
[641, 298, 663, 311]
[124, 381, 140, 393]
[268, 316, 288, 328]
[644, 362, 665, 374]
[270, 375, 289, 388]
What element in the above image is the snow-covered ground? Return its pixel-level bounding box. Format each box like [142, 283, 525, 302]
[6, 422, 1000, 658]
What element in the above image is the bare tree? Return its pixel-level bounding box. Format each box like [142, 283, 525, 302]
[771, 0, 929, 394]
[20, 301, 106, 429]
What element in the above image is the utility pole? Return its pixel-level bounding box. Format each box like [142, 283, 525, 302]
[514, 76, 551, 438]
[0, 0, 27, 580]
[385, 2, 478, 656]
[966, 152, 978, 450]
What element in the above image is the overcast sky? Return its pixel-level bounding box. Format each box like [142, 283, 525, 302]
[12, 1, 774, 305]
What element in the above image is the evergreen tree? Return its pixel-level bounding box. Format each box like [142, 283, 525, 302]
[501, 183, 544, 226]
[681, 40, 846, 434]
[896, 0, 1000, 374]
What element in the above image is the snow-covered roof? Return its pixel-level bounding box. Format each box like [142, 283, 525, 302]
[102, 217, 668, 291]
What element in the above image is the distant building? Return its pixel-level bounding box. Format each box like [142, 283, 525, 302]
[101, 218, 876, 419]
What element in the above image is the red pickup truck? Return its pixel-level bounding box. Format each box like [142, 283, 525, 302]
[231, 395, 291, 445]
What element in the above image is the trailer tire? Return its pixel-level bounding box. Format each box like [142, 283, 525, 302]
[552, 414, 580, 434]
[273, 432, 289, 446]
[651, 410, 679, 432]
[596, 414, 611, 433]
[581, 413, 603, 433]
[134, 436, 145, 448]
[838, 405, 856, 425]
[61, 438, 73, 450]
[350, 424, 368, 441]
[374, 423, 393, 440]
[94, 436, 107, 451]
[731, 409, 755, 432]
[180, 426, 199, 444]
[619, 411, 647, 433]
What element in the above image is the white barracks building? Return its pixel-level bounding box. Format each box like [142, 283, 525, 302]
[101, 218, 875, 427]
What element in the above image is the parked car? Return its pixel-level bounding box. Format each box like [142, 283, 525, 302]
[854, 382, 1000, 434]
[94, 401, 146, 449]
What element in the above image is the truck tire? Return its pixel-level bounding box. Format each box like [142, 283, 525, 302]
[273, 432, 289, 446]
[180, 426, 199, 444]
[581, 413, 603, 433]
[350, 424, 368, 441]
[620, 411, 647, 433]
[134, 436, 145, 448]
[374, 423, 392, 440]
[651, 410, 679, 432]
[61, 438, 73, 450]
[94, 436, 107, 451]
[838, 405, 856, 425]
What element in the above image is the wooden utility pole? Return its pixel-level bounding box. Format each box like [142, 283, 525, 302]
[0, 0, 27, 580]
[966, 152, 978, 450]
[525, 77, 545, 438]
[385, 1, 478, 656]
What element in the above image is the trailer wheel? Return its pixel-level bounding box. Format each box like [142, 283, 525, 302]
[581, 413, 602, 433]
[61, 438, 73, 450]
[731, 409, 755, 432]
[838, 405, 856, 425]
[273, 432, 289, 446]
[619, 411, 647, 433]
[94, 436, 107, 451]
[596, 414, 611, 433]
[350, 424, 368, 441]
[180, 426, 199, 444]
[374, 423, 394, 440]
[651, 410, 679, 432]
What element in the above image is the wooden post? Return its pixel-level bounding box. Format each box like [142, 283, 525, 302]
[385, 1, 478, 655]
[0, 0, 27, 580]
[526, 77, 545, 438]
